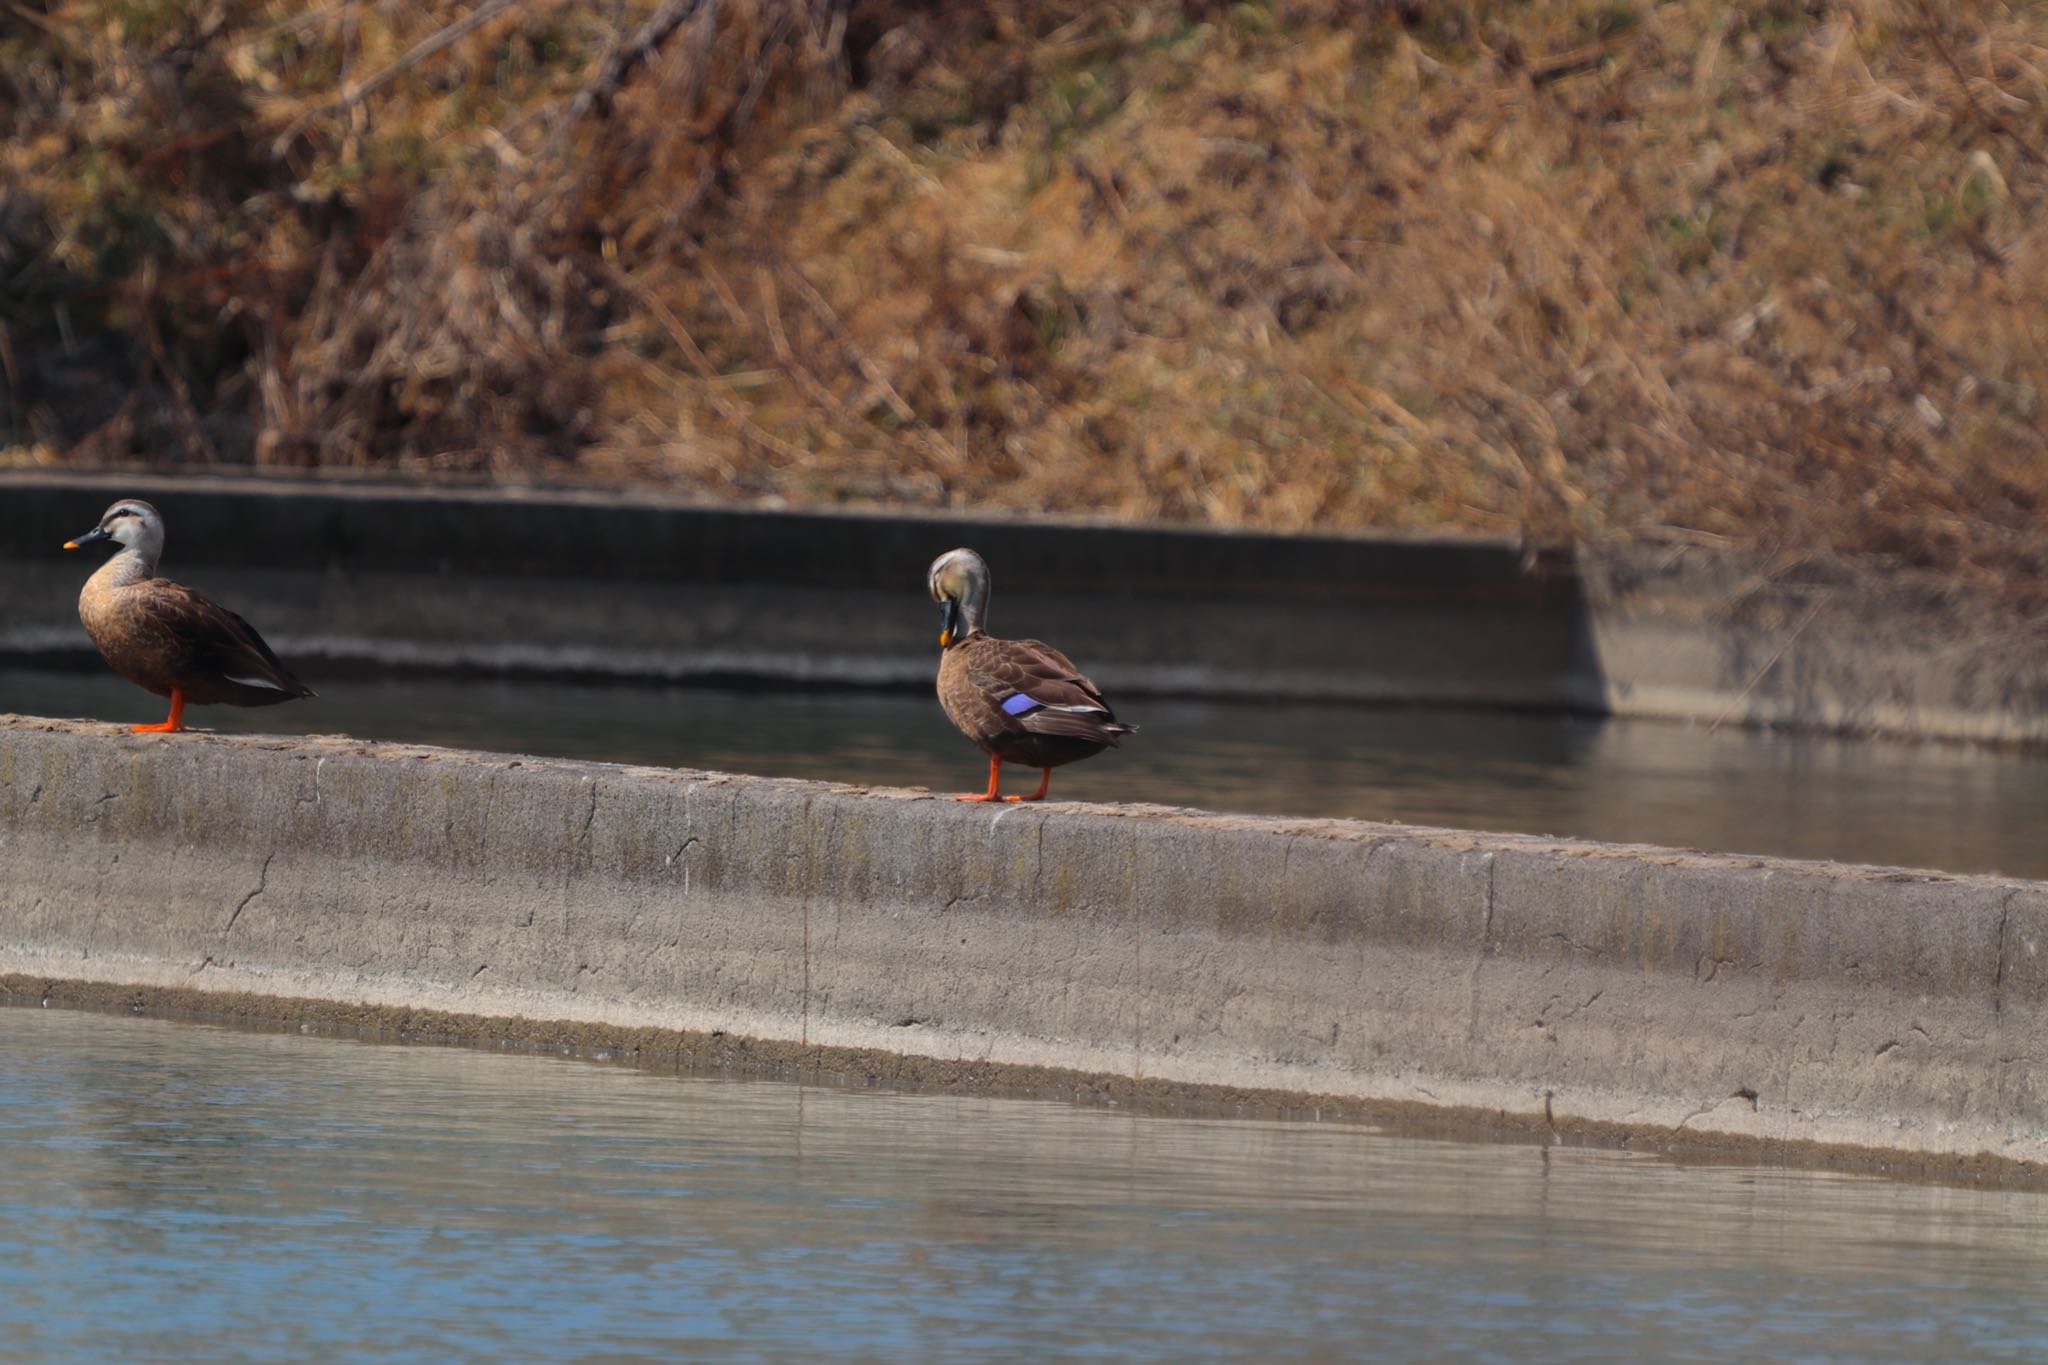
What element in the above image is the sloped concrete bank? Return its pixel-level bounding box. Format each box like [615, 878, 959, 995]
[2, 715, 2045, 1176]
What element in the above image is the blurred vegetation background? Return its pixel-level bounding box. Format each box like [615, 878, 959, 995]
[3, 0, 2046, 588]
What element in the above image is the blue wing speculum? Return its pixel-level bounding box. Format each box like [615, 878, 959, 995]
[1002, 691, 1110, 719]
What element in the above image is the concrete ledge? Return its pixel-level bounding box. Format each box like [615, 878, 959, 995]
[3, 715, 2044, 1174]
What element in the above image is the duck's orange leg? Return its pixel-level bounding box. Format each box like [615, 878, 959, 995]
[957, 758, 1053, 803]
[132, 689, 187, 734]
[957, 754, 1005, 802]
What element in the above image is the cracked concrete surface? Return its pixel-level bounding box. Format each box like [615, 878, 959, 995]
[3, 714, 2047, 1175]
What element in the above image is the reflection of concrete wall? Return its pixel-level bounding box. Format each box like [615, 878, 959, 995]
[4, 717, 2043, 1171]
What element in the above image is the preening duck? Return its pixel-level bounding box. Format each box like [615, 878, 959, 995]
[64, 499, 315, 733]
[927, 547, 1133, 802]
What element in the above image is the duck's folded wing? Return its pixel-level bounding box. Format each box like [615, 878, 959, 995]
[970, 639, 1129, 742]
[141, 582, 314, 697]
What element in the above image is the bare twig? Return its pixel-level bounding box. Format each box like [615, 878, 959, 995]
[1912, 0, 2048, 168]
[2, 0, 64, 35]
[780, 260, 967, 472]
[749, 266, 896, 441]
[140, 305, 221, 466]
[754, 267, 793, 364]
[254, 0, 360, 43]
[697, 257, 751, 331]
[551, 0, 715, 146]
[1525, 39, 1624, 88]
[780, 263, 921, 429]
[1707, 589, 1837, 734]
[726, 7, 790, 134]
[271, 0, 526, 157]
[602, 263, 809, 466]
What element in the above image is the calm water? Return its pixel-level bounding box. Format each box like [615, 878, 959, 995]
[8, 667, 2048, 878]
[2, 1007, 2046, 1362]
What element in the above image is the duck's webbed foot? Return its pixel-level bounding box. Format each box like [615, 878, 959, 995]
[956, 754, 1008, 802]
[132, 690, 187, 733]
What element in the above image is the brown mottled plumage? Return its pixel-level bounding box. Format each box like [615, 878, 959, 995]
[66, 499, 314, 732]
[928, 547, 1132, 802]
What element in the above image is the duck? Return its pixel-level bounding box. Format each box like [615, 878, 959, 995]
[64, 498, 315, 732]
[927, 547, 1134, 802]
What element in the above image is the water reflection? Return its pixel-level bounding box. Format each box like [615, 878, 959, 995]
[4, 1008, 2048, 1361]
[8, 667, 2048, 876]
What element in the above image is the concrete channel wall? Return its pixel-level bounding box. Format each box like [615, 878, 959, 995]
[7, 470, 2047, 739]
[0, 470, 1596, 709]
[4, 716, 2045, 1175]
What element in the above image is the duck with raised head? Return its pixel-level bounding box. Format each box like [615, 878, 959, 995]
[927, 547, 1134, 802]
[64, 499, 316, 733]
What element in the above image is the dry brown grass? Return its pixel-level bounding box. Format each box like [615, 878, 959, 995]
[7, 0, 2048, 592]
